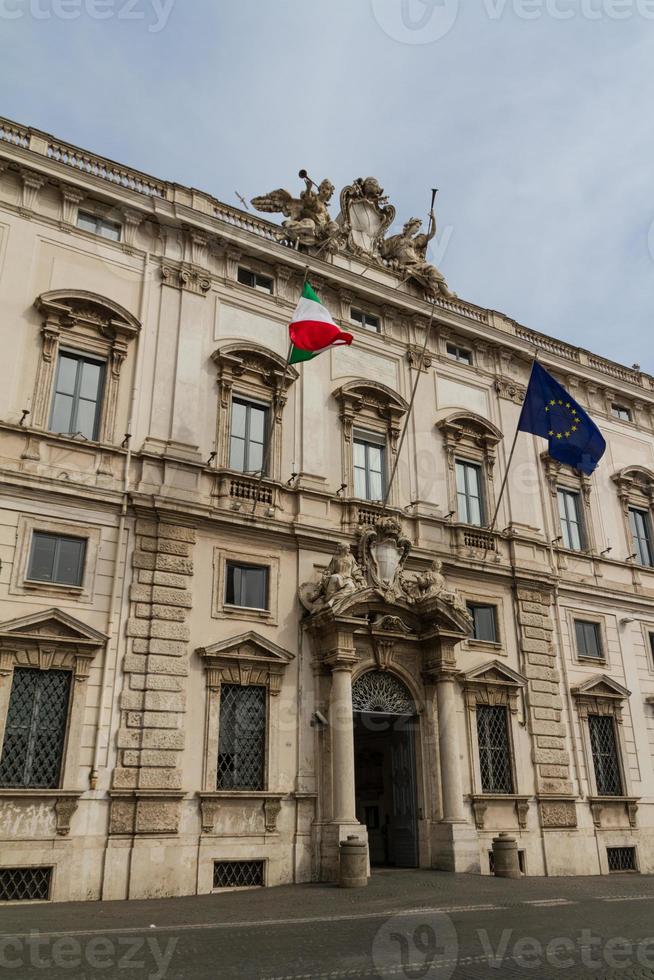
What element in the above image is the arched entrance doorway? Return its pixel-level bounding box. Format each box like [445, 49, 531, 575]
[352, 670, 419, 868]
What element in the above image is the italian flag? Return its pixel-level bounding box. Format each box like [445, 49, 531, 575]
[289, 282, 353, 364]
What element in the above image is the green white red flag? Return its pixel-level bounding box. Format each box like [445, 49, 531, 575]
[289, 282, 353, 364]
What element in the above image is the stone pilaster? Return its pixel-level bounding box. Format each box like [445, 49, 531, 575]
[515, 584, 573, 797]
[110, 516, 195, 834]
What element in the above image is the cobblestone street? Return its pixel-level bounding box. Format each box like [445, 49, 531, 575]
[2, 870, 654, 979]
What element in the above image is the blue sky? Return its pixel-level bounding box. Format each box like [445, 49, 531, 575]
[1, 0, 652, 368]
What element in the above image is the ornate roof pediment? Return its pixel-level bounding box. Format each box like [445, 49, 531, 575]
[196, 631, 294, 667]
[572, 674, 630, 701]
[0, 608, 107, 648]
[462, 660, 526, 689]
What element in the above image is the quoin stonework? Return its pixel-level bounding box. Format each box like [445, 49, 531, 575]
[0, 117, 652, 902]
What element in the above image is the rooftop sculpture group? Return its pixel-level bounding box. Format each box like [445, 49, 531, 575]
[251, 171, 453, 300]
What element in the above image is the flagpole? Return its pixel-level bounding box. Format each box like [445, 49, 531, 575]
[250, 264, 309, 515]
[485, 348, 539, 537]
[382, 299, 437, 510]
[382, 189, 439, 511]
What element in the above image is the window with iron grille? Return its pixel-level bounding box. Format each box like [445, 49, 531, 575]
[213, 860, 264, 888]
[476, 705, 513, 793]
[557, 488, 585, 550]
[574, 620, 603, 660]
[0, 668, 71, 788]
[50, 350, 105, 441]
[607, 847, 637, 872]
[629, 508, 654, 567]
[77, 210, 121, 242]
[468, 604, 498, 643]
[456, 459, 484, 526]
[589, 714, 623, 796]
[229, 397, 269, 474]
[351, 308, 380, 333]
[27, 531, 87, 587]
[0, 867, 52, 901]
[217, 684, 266, 790]
[237, 267, 273, 294]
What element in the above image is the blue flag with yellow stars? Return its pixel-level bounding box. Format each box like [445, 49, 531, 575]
[518, 362, 606, 475]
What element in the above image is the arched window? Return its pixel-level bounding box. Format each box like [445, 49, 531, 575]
[352, 670, 414, 715]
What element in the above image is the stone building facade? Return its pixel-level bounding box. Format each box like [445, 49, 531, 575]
[0, 116, 653, 902]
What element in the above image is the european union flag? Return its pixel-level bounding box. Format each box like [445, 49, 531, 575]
[518, 362, 606, 475]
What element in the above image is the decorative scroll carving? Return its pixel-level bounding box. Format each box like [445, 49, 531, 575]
[263, 798, 282, 832]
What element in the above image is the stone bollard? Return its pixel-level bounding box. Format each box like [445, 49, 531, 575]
[492, 832, 521, 879]
[339, 835, 368, 888]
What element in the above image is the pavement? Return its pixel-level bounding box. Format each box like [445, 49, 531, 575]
[2, 869, 654, 978]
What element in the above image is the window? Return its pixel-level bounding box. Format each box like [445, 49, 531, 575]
[612, 404, 632, 422]
[649, 632, 654, 667]
[476, 705, 513, 793]
[229, 398, 268, 474]
[468, 604, 498, 643]
[557, 488, 584, 550]
[225, 562, 268, 610]
[49, 350, 105, 441]
[217, 684, 266, 790]
[574, 620, 603, 660]
[237, 267, 273, 294]
[446, 343, 473, 365]
[27, 532, 86, 587]
[0, 668, 71, 788]
[76, 211, 121, 242]
[213, 860, 265, 889]
[353, 432, 385, 501]
[351, 308, 380, 333]
[456, 460, 484, 526]
[607, 847, 637, 872]
[629, 508, 654, 566]
[588, 714, 623, 796]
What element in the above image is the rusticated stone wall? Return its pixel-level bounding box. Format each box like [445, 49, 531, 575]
[516, 584, 573, 798]
[109, 516, 195, 835]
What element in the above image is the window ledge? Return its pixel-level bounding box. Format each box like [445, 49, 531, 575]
[199, 791, 285, 800]
[469, 793, 530, 803]
[468, 640, 503, 651]
[23, 580, 84, 595]
[587, 795, 640, 804]
[0, 788, 81, 798]
[576, 656, 607, 665]
[223, 604, 270, 616]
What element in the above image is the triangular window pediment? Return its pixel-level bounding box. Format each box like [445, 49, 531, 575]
[0, 608, 107, 647]
[463, 660, 526, 688]
[196, 631, 294, 666]
[573, 674, 630, 700]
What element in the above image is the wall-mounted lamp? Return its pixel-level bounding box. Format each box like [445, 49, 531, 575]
[19, 409, 30, 427]
[443, 510, 455, 521]
[551, 535, 563, 546]
[335, 484, 347, 497]
[121, 433, 131, 449]
[206, 451, 217, 466]
[600, 546, 613, 557]
[626, 553, 639, 562]
[620, 617, 635, 626]
[285, 472, 298, 487]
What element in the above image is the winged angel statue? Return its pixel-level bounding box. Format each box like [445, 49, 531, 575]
[251, 173, 342, 252]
